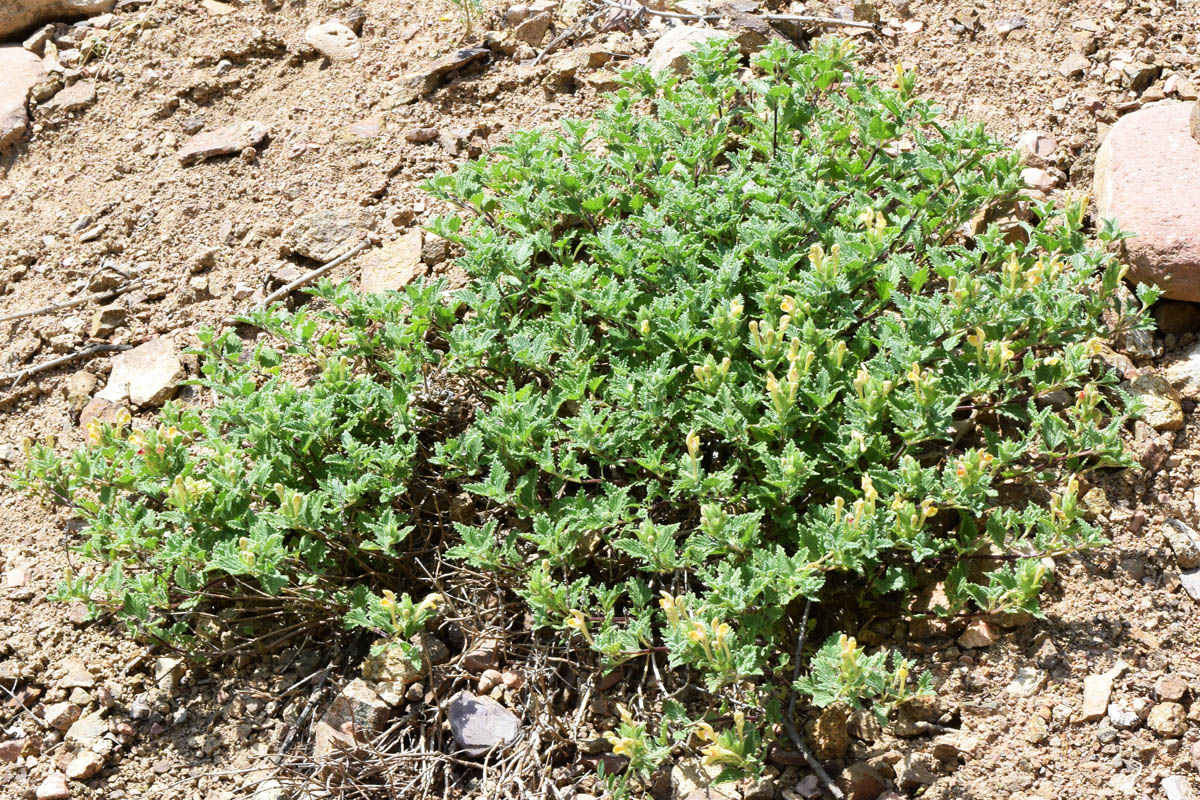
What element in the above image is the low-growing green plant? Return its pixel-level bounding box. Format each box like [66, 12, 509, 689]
[16, 38, 1151, 785]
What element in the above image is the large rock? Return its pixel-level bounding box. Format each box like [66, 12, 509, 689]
[0, 45, 45, 152]
[646, 26, 731, 74]
[360, 230, 424, 293]
[1094, 102, 1200, 301]
[0, 0, 113, 38]
[97, 337, 183, 408]
[447, 691, 522, 756]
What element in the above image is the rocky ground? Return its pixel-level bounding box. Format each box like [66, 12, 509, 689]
[2, 0, 1200, 798]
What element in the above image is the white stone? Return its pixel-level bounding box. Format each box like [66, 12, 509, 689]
[98, 337, 183, 408]
[304, 20, 361, 61]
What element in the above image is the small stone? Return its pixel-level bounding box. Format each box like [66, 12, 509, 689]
[323, 678, 391, 733]
[500, 670, 524, 690]
[59, 660, 96, 689]
[1181, 568, 1200, 602]
[44, 701, 82, 730]
[0, 738, 26, 762]
[478, 668, 502, 693]
[1164, 519, 1200, 569]
[895, 752, 939, 790]
[154, 656, 183, 693]
[646, 25, 732, 75]
[65, 750, 104, 781]
[178, 120, 269, 165]
[89, 304, 126, 337]
[808, 704, 850, 760]
[1021, 166, 1058, 192]
[1164, 776, 1197, 800]
[448, 691, 522, 756]
[360, 230, 424, 293]
[461, 638, 500, 672]
[1059, 52, 1090, 77]
[66, 712, 108, 746]
[97, 337, 183, 408]
[391, 47, 490, 104]
[1165, 341, 1200, 397]
[35, 772, 70, 800]
[1080, 673, 1114, 722]
[421, 232, 447, 266]
[1147, 702, 1187, 738]
[283, 210, 369, 262]
[513, 11, 551, 47]
[1016, 130, 1056, 164]
[304, 20, 361, 61]
[1156, 674, 1190, 703]
[1107, 703, 1140, 730]
[505, 4, 530, 24]
[1006, 666, 1046, 698]
[836, 762, 886, 800]
[404, 127, 437, 143]
[1124, 373, 1184, 431]
[957, 619, 997, 649]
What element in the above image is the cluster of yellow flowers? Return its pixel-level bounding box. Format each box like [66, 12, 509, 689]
[84, 407, 133, 447]
[694, 711, 748, 768]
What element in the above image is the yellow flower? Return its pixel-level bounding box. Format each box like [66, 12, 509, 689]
[379, 590, 397, 612]
[686, 430, 700, 459]
[85, 419, 103, 446]
[780, 296, 796, 314]
[639, 319, 651, 336]
[694, 721, 717, 742]
[114, 408, 132, 427]
[604, 731, 637, 758]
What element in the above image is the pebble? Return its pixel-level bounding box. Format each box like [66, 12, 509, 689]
[478, 668, 503, 693]
[1123, 374, 1184, 432]
[35, 772, 70, 800]
[1006, 666, 1047, 698]
[1156, 674, 1190, 703]
[1163, 519, 1200, 569]
[44, 701, 81, 730]
[304, 20, 361, 62]
[1059, 52, 1090, 78]
[957, 619, 997, 649]
[1164, 775, 1198, 800]
[1107, 703, 1140, 730]
[65, 750, 104, 781]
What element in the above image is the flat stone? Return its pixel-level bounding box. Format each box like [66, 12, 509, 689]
[0, 0, 113, 38]
[513, 11, 552, 46]
[304, 20, 361, 61]
[65, 750, 104, 781]
[1124, 373, 1184, 431]
[65, 712, 107, 745]
[1107, 703, 1140, 729]
[0, 45, 46, 152]
[178, 120, 268, 165]
[1164, 776, 1198, 800]
[97, 337, 183, 408]
[283, 210, 369, 262]
[1021, 166, 1057, 192]
[1163, 519, 1200, 569]
[1080, 673, 1114, 722]
[41, 80, 95, 114]
[35, 771, 70, 800]
[460, 638, 500, 672]
[360, 230, 424, 293]
[59, 659, 95, 689]
[646, 25, 731, 74]
[89, 304, 126, 337]
[78, 396, 127, 430]
[361, 641, 429, 687]
[447, 691, 522, 756]
[1095, 103, 1200, 302]
[808, 704, 849, 760]
[1059, 52, 1090, 77]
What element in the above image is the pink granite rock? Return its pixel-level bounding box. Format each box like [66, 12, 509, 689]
[1094, 102, 1200, 301]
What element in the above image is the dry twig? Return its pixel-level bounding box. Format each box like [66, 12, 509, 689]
[1, 343, 130, 388]
[0, 279, 145, 325]
[246, 239, 374, 316]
